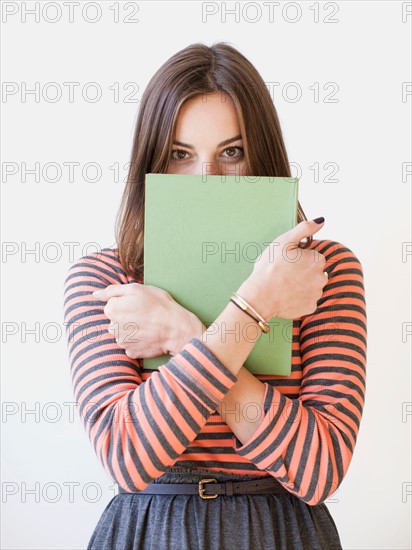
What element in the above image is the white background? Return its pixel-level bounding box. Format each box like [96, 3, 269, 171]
[1, 1, 411, 548]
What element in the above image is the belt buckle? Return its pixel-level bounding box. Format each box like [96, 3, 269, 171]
[198, 478, 218, 499]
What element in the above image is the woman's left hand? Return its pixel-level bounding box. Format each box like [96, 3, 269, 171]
[91, 283, 203, 359]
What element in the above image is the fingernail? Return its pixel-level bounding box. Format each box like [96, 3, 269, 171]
[92, 290, 102, 296]
[312, 217, 325, 224]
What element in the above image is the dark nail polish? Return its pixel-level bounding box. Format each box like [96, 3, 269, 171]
[312, 217, 325, 224]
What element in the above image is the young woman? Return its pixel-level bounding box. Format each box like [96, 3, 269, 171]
[63, 42, 367, 549]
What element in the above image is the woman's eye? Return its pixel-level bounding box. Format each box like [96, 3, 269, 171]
[171, 149, 190, 160]
[222, 146, 244, 159]
[171, 146, 244, 161]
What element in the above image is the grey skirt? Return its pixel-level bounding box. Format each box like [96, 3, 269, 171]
[87, 467, 342, 550]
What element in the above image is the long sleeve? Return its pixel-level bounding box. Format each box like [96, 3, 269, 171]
[62, 249, 237, 492]
[228, 240, 367, 506]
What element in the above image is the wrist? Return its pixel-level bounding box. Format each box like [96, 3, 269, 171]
[182, 311, 206, 345]
[236, 276, 274, 322]
[166, 309, 205, 356]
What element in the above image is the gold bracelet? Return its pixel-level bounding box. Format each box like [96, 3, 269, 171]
[230, 298, 260, 324]
[230, 292, 270, 334]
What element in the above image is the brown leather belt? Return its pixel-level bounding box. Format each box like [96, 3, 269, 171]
[119, 477, 291, 499]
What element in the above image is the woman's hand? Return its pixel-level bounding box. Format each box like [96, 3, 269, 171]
[237, 218, 329, 321]
[91, 283, 202, 359]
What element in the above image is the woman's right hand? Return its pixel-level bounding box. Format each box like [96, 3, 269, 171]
[236, 219, 328, 320]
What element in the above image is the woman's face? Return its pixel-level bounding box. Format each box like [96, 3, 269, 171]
[166, 92, 247, 177]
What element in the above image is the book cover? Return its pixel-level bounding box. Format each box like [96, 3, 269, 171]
[142, 173, 298, 376]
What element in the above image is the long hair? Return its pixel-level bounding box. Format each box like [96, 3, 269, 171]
[115, 41, 311, 282]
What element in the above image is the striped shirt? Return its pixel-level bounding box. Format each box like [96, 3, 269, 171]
[62, 238, 367, 506]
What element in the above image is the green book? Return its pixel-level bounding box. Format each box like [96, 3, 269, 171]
[143, 173, 298, 376]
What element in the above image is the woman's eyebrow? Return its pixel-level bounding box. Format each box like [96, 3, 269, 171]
[172, 134, 242, 149]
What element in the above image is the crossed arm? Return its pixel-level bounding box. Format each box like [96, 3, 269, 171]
[64, 241, 366, 505]
[182, 316, 267, 446]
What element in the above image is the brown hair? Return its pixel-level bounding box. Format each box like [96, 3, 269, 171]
[115, 41, 312, 282]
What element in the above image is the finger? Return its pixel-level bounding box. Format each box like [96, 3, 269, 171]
[107, 325, 117, 337]
[280, 218, 325, 248]
[91, 282, 139, 300]
[311, 250, 326, 265]
[323, 271, 329, 285]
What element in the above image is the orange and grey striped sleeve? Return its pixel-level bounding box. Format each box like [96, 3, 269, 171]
[231, 240, 367, 506]
[62, 251, 237, 492]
